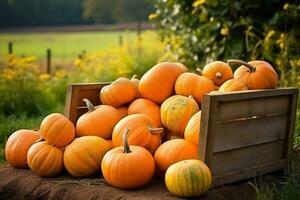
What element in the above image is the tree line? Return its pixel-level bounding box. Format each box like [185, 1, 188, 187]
[0, 0, 154, 27]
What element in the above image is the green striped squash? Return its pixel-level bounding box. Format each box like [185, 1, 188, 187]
[165, 159, 212, 197]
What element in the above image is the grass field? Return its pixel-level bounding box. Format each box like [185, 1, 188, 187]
[0, 31, 140, 67]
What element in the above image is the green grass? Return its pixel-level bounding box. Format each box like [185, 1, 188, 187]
[0, 31, 138, 61]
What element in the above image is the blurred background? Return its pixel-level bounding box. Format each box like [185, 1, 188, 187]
[0, 1, 299, 196]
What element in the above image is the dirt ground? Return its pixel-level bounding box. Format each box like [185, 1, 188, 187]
[0, 164, 255, 200]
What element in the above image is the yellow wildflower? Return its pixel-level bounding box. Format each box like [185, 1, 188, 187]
[220, 27, 229, 36]
[193, 0, 206, 7]
[148, 13, 158, 20]
[39, 73, 50, 81]
[283, 3, 289, 10]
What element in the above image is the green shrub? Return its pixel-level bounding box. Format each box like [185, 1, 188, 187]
[152, 0, 300, 87]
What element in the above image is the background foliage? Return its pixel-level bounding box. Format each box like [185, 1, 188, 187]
[152, 0, 300, 86]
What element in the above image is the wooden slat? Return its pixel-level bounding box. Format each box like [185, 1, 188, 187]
[212, 159, 287, 187]
[64, 83, 108, 125]
[207, 88, 298, 102]
[217, 96, 289, 121]
[213, 115, 287, 152]
[210, 140, 285, 175]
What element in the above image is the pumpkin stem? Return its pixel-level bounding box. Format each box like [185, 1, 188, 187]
[216, 72, 222, 79]
[131, 74, 138, 80]
[188, 95, 195, 100]
[195, 68, 202, 75]
[148, 127, 164, 133]
[123, 128, 131, 153]
[83, 98, 95, 112]
[227, 59, 256, 73]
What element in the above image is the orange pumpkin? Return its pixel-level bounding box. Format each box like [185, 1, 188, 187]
[161, 95, 199, 136]
[154, 139, 198, 174]
[102, 129, 155, 189]
[131, 74, 142, 98]
[117, 106, 128, 118]
[100, 77, 138, 107]
[139, 62, 188, 104]
[76, 98, 122, 139]
[27, 141, 63, 177]
[40, 113, 75, 148]
[64, 136, 111, 177]
[202, 61, 233, 86]
[184, 111, 201, 146]
[5, 129, 40, 168]
[112, 114, 163, 154]
[229, 59, 278, 89]
[128, 98, 162, 127]
[218, 79, 247, 92]
[175, 73, 215, 104]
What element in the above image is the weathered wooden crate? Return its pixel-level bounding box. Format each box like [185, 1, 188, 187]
[64, 83, 298, 187]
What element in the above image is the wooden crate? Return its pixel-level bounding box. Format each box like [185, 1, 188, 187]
[64, 83, 298, 187]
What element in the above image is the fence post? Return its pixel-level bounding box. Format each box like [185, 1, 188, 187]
[8, 42, 13, 54]
[46, 48, 51, 74]
[119, 34, 123, 46]
[137, 21, 141, 40]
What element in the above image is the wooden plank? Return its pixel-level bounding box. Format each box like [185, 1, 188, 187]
[199, 98, 219, 165]
[64, 83, 108, 124]
[199, 96, 211, 161]
[206, 88, 298, 102]
[214, 115, 287, 152]
[210, 140, 285, 175]
[217, 96, 289, 121]
[284, 92, 298, 161]
[212, 159, 287, 187]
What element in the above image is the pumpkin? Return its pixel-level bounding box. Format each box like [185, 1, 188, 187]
[139, 62, 188, 104]
[184, 111, 201, 146]
[100, 77, 138, 107]
[202, 61, 233, 86]
[131, 74, 142, 98]
[5, 129, 40, 168]
[112, 114, 163, 154]
[40, 113, 75, 148]
[229, 59, 278, 89]
[154, 139, 198, 174]
[102, 128, 155, 189]
[218, 79, 247, 92]
[165, 159, 212, 197]
[64, 136, 111, 177]
[76, 98, 122, 139]
[161, 95, 199, 136]
[128, 98, 162, 127]
[175, 73, 215, 104]
[27, 141, 63, 176]
[117, 106, 128, 118]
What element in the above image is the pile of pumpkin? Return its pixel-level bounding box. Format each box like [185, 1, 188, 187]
[5, 59, 278, 197]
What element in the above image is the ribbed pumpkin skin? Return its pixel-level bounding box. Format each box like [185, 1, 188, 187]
[161, 95, 199, 136]
[27, 141, 63, 177]
[175, 73, 215, 104]
[184, 111, 201, 146]
[234, 60, 278, 89]
[128, 98, 162, 127]
[5, 129, 40, 168]
[117, 106, 128, 118]
[40, 113, 75, 148]
[139, 62, 188, 104]
[218, 79, 247, 92]
[165, 159, 212, 197]
[154, 139, 198, 174]
[112, 114, 162, 154]
[202, 61, 233, 86]
[64, 136, 111, 177]
[100, 77, 137, 107]
[101, 145, 155, 189]
[76, 105, 122, 139]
